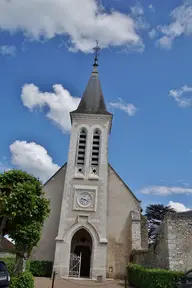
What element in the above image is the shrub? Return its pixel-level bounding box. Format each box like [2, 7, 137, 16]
[9, 276, 17, 288]
[1, 256, 30, 277]
[1, 256, 15, 276]
[10, 272, 34, 288]
[1, 257, 52, 277]
[127, 263, 184, 288]
[30, 260, 53, 277]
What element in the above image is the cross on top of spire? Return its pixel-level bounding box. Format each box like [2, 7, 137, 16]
[70, 40, 112, 116]
[93, 41, 101, 67]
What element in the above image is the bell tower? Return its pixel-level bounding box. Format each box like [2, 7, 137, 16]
[54, 44, 113, 280]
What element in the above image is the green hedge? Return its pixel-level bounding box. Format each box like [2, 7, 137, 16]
[10, 272, 34, 288]
[1, 257, 30, 277]
[127, 263, 184, 288]
[1, 257, 53, 278]
[30, 260, 53, 277]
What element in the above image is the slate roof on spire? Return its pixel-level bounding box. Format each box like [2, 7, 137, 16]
[71, 65, 112, 115]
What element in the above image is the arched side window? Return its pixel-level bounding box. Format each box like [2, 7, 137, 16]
[76, 128, 87, 167]
[91, 129, 101, 168]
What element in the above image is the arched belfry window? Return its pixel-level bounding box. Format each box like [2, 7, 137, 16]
[76, 128, 87, 167]
[91, 129, 101, 168]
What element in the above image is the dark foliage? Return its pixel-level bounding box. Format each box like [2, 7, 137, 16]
[29, 260, 53, 277]
[145, 204, 175, 242]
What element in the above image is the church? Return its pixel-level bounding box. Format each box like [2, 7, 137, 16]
[32, 53, 147, 280]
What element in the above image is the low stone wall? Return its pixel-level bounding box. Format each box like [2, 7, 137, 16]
[131, 211, 192, 272]
[141, 215, 148, 250]
[131, 249, 150, 266]
[167, 212, 192, 271]
[131, 219, 169, 269]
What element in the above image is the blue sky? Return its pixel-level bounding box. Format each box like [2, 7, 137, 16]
[0, 0, 192, 213]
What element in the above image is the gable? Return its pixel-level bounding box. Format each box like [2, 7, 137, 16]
[107, 163, 141, 243]
[43, 163, 67, 187]
[108, 163, 140, 203]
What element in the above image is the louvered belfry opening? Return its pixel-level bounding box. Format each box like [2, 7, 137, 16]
[91, 129, 100, 167]
[77, 128, 87, 166]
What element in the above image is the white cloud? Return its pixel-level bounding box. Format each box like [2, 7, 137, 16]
[0, 45, 16, 56]
[0, 0, 144, 53]
[135, 18, 150, 31]
[130, 2, 149, 31]
[168, 201, 191, 212]
[10, 141, 60, 183]
[148, 4, 155, 13]
[148, 29, 157, 39]
[156, 35, 173, 50]
[130, 2, 144, 17]
[157, 1, 192, 49]
[21, 83, 80, 133]
[140, 185, 192, 196]
[109, 98, 137, 116]
[169, 85, 192, 107]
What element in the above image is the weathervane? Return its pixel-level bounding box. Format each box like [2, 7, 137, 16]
[93, 41, 101, 67]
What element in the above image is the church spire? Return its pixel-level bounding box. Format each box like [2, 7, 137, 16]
[71, 42, 111, 116]
[93, 41, 100, 68]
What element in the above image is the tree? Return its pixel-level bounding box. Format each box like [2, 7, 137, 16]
[145, 204, 175, 243]
[0, 169, 50, 275]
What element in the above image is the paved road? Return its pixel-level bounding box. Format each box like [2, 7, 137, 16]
[35, 277, 129, 288]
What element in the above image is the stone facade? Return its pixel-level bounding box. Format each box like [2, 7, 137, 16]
[32, 165, 67, 262]
[131, 211, 192, 272]
[107, 166, 142, 279]
[32, 161, 143, 279]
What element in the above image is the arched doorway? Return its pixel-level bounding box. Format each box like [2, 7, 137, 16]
[70, 228, 92, 278]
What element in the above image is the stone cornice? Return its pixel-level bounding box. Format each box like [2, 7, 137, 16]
[70, 112, 113, 132]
